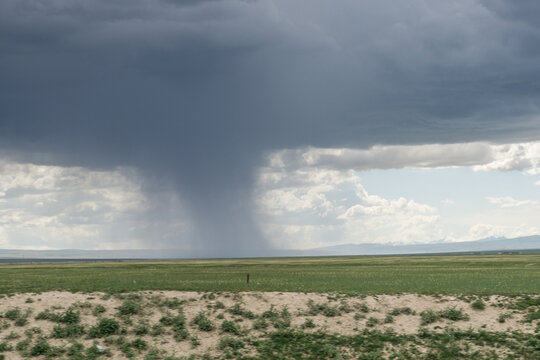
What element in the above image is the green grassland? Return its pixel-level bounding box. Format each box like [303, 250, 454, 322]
[1, 253, 539, 295]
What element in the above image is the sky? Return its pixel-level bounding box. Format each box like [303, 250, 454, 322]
[1, 0, 540, 256]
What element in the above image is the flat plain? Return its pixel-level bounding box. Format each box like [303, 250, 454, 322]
[1, 254, 539, 295]
[0, 254, 539, 359]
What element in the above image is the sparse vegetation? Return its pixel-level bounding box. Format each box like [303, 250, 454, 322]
[0, 255, 538, 359]
[228, 303, 255, 319]
[366, 316, 379, 327]
[88, 318, 120, 338]
[93, 304, 106, 316]
[301, 318, 316, 329]
[306, 300, 341, 317]
[118, 300, 140, 316]
[52, 323, 85, 338]
[471, 299, 486, 310]
[191, 312, 214, 332]
[390, 307, 414, 316]
[221, 320, 241, 335]
[498, 312, 513, 323]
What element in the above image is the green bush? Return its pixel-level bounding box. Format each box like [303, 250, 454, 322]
[144, 348, 161, 360]
[498, 312, 513, 323]
[134, 323, 149, 336]
[4, 308, 21, 321]
[86, 344, 110, 360]
[163, 297, 183, 309]
[118, 300, 140, 316]
[440, 307, 469, 321]
[132, 338, 148, 350]
[366, 317, 379, 327]
[358, 303, 370, 313]
[173, 329, 190, 342]
[67, 342, 84, 358]
[61, 309, 80, 324]
[160, 313, 185, 328]
[301, 318, 316, 329]
[89, 318, 120, 338]
[471, 299, 486, 311]
[306, 300, 341, 317]
[0, 342, 13, 352]
[4, 331, 19, 340]
[16, 339, 31, 351]
[214, 301, 226, 309]
[228, 304, 255, 319]
[36, 309, 62, 322]
[221, 320, 241, 335]
[524, 310, 540, 323]
[390, 307, 414, 316]
[150, 324, 164, 336]
[191, 312, 214, 332]
[421, 307, 469, 325]
[354, 313, 366, 320]
[420, 310, 439, 325]
[24, 326, 42, 338]
[253, 318, 268, 330]
[218, 336, 244, 350]
[30, 339, 51, 356]
[14, 317, 28, 327]
[52, 323, 85, 338]
[190, 335, 201, 347]
[92, 304, 106, 316]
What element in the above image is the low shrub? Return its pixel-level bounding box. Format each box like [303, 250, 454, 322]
[221, 320, 241, 335]
[52, 323, 85, 338]
[30, 339, 51, 356]
[191, 312, 214, 332]
[118, 300, 140, 316]
[89, 318, 120, 338]
[390, 307, 414, 316]
[420, 310, 439, 325]
[218, 336, 244, 350]
[132, 338, 148, 351]
[93, 304, 106, 316]
[4, 308, 21, 321]
[301, 318, 316, 329]
[471, 299, 486, 311]
[366, 317, 379, 327]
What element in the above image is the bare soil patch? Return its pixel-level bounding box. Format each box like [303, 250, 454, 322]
[0, 291, 538, 359]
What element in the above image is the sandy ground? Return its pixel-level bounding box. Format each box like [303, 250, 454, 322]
[0, 291, 537, 359]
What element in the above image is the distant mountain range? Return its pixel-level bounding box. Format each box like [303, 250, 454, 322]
[298, 235, 540, 256]
[0, 235, 539, 260]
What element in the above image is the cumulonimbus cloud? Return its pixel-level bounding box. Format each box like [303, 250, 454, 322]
[2, 0, 540, 255]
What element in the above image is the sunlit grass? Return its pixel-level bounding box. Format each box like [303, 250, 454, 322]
[0, 254, 539, 294]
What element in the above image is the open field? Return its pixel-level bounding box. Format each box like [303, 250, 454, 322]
[1, 254, 540, 295]
[0, 254, 539, 359]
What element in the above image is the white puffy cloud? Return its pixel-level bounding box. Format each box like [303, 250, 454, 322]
[486, 196, 538, 208]
[0, 159, 191, 250]
[337, 187, 441, 245]
[257, 141, 540, 249]
[463, 224, 540, 242]
[256, 166, 443, 249]
[473, 143, 540, 174]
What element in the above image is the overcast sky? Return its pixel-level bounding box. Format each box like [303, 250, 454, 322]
[1, 0, 540, 256]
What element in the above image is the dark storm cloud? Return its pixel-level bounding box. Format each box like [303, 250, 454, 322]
[2, 0, 540, 256]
